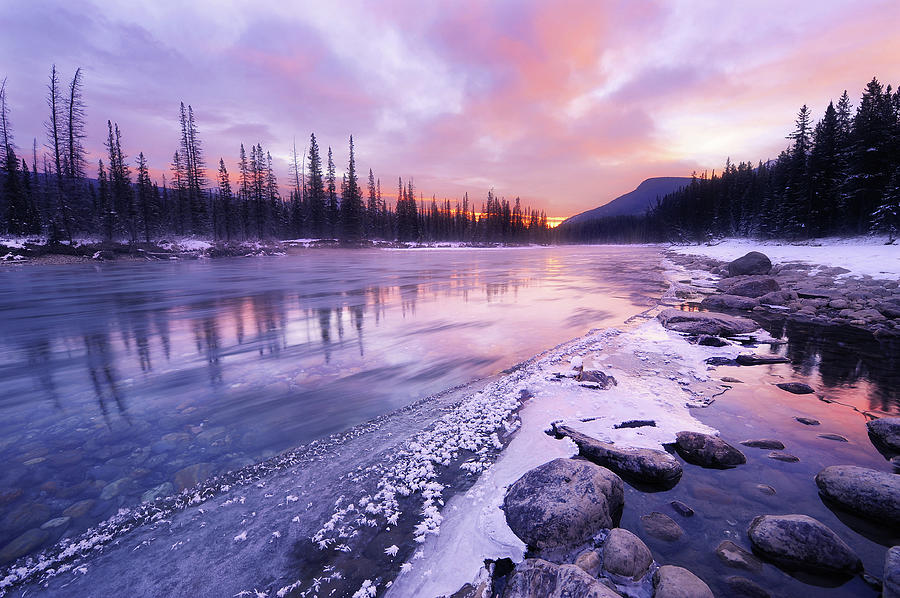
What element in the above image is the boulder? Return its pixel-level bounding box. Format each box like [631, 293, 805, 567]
[503, 458, 624, 551]
[555, 425, 682, 485]
[740, 439, 785, 450]
[601, 528, 653, 580]
[727, 251, 772, 276]
[776, 382, 814, 394]
[700, 294, 759, 311]
[501, 558, 622, 598]
[640, 512, 683, 541]
[735, 354, 790, 365]
[574, 548, 602, 577]
[885, 546, 900, 598]
[814, 465, 900, 526]
[657, 309, 758, 337]
[867, 417, 900, 455]
[747, 514, 862, 574]
[720, 276, 780, 298]
[715, 540, 763, 572]
[675, 431, 746, 468]
[653, 565, 714, 598]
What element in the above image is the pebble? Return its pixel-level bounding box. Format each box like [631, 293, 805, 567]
[767, 452, 800, 462]
[670, 500, 695, 517]
[817, 433, 848, 442]
[795, 417, 820, 426]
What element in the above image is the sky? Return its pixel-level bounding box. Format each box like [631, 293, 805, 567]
[1, 1, 898, 219]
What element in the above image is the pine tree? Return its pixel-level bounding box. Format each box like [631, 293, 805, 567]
[871, 168, 900, 242]
[326, 146, 338, 237]
[136, 152, 154, 243]
[218, 158, 233, 241]
[366, 168, 377, 239]
[306, 133, 325, 237]
[0, 77, 13, 172]
[64, 68, 86, 180]
[46, 65, 72, 240]
[340, 135, 362, 241]
[849, 78, 896, 233]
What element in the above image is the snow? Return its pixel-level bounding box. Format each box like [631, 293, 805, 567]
[387, 317, 749, 597]
[670, 236, 900, 279]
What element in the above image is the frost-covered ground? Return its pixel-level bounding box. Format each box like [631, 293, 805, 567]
[385, 315, 761, 597]
[670, 236, 900, 279]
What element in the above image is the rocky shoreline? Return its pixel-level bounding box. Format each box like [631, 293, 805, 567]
[439, 250, 899, 598]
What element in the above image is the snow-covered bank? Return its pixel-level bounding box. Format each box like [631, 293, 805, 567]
[670, 237, 900, 279]
[387, 317, 752, 597]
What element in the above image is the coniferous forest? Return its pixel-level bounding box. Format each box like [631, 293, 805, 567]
[0, 66, 551, 246]
[559, 77, 900, 244]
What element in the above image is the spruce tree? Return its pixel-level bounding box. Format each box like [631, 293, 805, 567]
[340, 135, 362, 241]
[306, 133, 325, 237]
[326, 146, 338, 237]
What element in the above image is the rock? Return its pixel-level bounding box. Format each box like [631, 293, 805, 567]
[754, 484, 777, 496]
[720, 376, 743, 383]
[501, 558, 622, 598]
[601, 528, 653, 580]
[653, 565, 714, 598]
[759, 290, 796, 306]
[670, 500, 694, 517]
[503, 458, 624, 551]
[657, 308, 758, 336]
[640, 511, 683, 541]
[740, 439, 785, 450]
[796, 288, 836, 299]
[892, 456, 900, 472]
[674, 431, 746, 468]
[867, 417, 900, 454]
[62, 499, 95, 518]
[727, 251, 772, 276]
[574, 548, 602, 577]
[724, 576, 772, 598]
[735, 354, 790, 365]
[817, 433, 848, 442]
[885, 546, 900, 598]
[775, 382, 814, 394]
[715, 540, 763, 572]
[697, 334, 729, 346]
[1, 502, 51, 534]
[39, 516, 70, 530]
[0, 528, 50, 564]
[747, 514, 862, 574]
[174, 462, 213, 492]
[721, 276, 780, 298]
[767, 452, 799, 462]
[577, 370, 617, 389]
[828, 298, 850, 310]
[100, 477, 130, 500]
[814, 465, 900, 525]
[613, 420, 656, 429]
[555, 425, 682, 485]
[795, 417, 820, 426]
[141, 482, 174, 503]
[700, 294, 759, 311]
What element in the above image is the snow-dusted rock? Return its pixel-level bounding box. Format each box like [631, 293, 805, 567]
[747, 514, 862, 574]
[815, 465, 900, 525]
[502, 458, 624, 551]
[674, 431, 746, 468]
[867, 416, 900, 455]
[601, 528, 652, 580]
[652, 565, 714, 598]
[554, 425, 682, 485]
[885, 546, 900, 598]
[727, 251, 772, 276]
[657, 308, 758, 337]
[501, 558, 622, 598]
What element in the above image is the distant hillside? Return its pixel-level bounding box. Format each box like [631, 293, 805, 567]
[560, 177, 692, 226]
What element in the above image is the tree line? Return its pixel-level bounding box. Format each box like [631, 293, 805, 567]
[559, 76, 900, 243]
[0, 66, 551, 246]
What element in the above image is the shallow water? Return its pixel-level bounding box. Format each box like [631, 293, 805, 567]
[620, 317, 899, 598]
[0, 246, 666, 562]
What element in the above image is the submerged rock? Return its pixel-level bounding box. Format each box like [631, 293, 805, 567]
[727, 251, 772, 276]
[817, 433, 848, 442]
[815, 465, 900, 525]
[675, 431, 746, 468]
[501, 558, 622, 598]
[724, 576, 773, 598]
[735, 354, 790, 365]
[740, 439, 785, 450]
[640, 511, 683, 541]
[503, 458, 624, 551]
[767, 452, 800, 463]
[747, 514, 862, 574]
[715, 540, 763, 572]
[867, 416, 900, 455]
[775, 382, 815, 394]
[653, 565, 714, 598]
[602, 528, 653, 580]
[555, 425, 682, 485]
[174, 462, 213, 492]
[885, 546, 900, 598]
[795, 417, 820, 426]
[0, 528, 49, 564]
[657, 308, 759, 337]
[670, 500, 695, 517]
